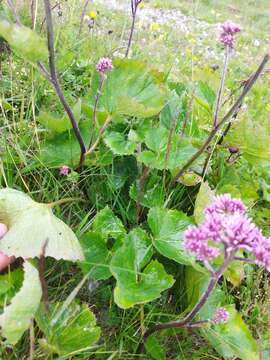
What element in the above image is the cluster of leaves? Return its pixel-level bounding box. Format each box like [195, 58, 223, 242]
[1, 2, 270, 359]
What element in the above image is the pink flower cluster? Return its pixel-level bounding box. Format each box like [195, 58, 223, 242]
[212, 308, 229, 324]
[184, 194, 270, 270]
[96, 57, 113, 73]
[59, 165, 70, 176]
[219, 21, 241, 48]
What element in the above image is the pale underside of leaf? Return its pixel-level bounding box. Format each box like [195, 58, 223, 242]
[0, 261, 42, 344]
[0, 188, 84, 261]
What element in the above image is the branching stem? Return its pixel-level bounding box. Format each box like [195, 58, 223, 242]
[170, 54, 270, 186]
[138, 254, 233, 353]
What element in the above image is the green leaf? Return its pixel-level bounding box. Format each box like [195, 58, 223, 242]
[104, 130, 137, 155]
[35, 302, 100, 355]
[138, 131, 197, 171]
[194, 182, 215, 224]
[0, 188, 84, 261]
[160, 91, 183, 130]
[92, 206, 126, 241]
[148, 207, 194, 265]
[185, 267, 258, 359]
[228, 117, 270, 168]
[110, 228, 174, 309]
[202, 306, 259, 360]
[0, 20, 47, 62]
[0, 269, 23, 306]
[0, 261, 42, 344]
[145, 336, 166, 360]
[91, 59, 168, 118]
[144, 127, 168, 153]
[217, 164, 259, 207]
[177, 171, 202, 187]
[38, 121, 90, 168]
[197, 81, 216, 111]
[185, 266, 225, 319]
[129, 174, 165, 208]
[79, 231, 112, 280]
[38, 99, 81, 134]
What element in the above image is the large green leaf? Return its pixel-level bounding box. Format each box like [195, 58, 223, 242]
[138, 127, 197, 170]
[79, 207, 126, 280]
[92, 206, 126, 241]
[79, 231, 112, 280]
[228, 117, 270, 168]
[148, 207, 194, 265]
[91, 59, 168, 118]
[203, 306, 259, 360]
[36, 302, 100, 355]
[110, 228, 174, 309]
[0, 20, 47, 62]
[104, 130, 137, 155]
[38, 121, 90, 168]
[0, 261, 42, 344]
[38, 99, 82, 134]
[186, 267, 259, 360]
[0, 188, 84, 261]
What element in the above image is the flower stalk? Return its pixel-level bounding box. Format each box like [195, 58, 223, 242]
[125, 0, 143, 58]
[139, 194, 270, 354]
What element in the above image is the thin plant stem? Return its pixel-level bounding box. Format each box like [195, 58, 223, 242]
[125, 0, 142, 58]
[213, 46, 230, 128]
[6, 0, 22, 26]
[38, 240, 49, 314]
[29, 319, 35, 360]
[139, 254, 233, 353]
[85, 116, 112, 156]
[30, 0, 38, 29]
[164, 109, 180, 168]
[234, 256, 256, 264]
[181, 89, 194, 137]
[170, 54, 270, 186]
[79, 0, 91, 35]
[43, 0, 86, 167]
[47, 197, 86, 208]
[136, 166, 150, 223]
[89, 73, 106, 148]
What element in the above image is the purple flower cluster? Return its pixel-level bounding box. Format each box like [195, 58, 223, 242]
[212, 308, 229, 324]
[184, 193, 270, 270]
[96, 57, 113, 73]
[219, 21, 241, 48]
[59, 165, 70, 176]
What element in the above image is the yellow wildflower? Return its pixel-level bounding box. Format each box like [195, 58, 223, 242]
[88, 10, 97, 19]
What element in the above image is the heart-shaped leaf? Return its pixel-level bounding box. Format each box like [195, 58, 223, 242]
[0, 188, 84, 261]
[36, 302, 100, 355]
[90, 59, 168, 118]
[138, 127, 197, 170]
[110, 228, 174, 309]
[79, 207, 126, 280]
[38, 99, 82, 134]
[148, 207, 194, 265]
[79, 231, 112, 280]
[0, 261, 42, 344]
[104, 130, 137, 155]
[92, 206, 126, 241]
